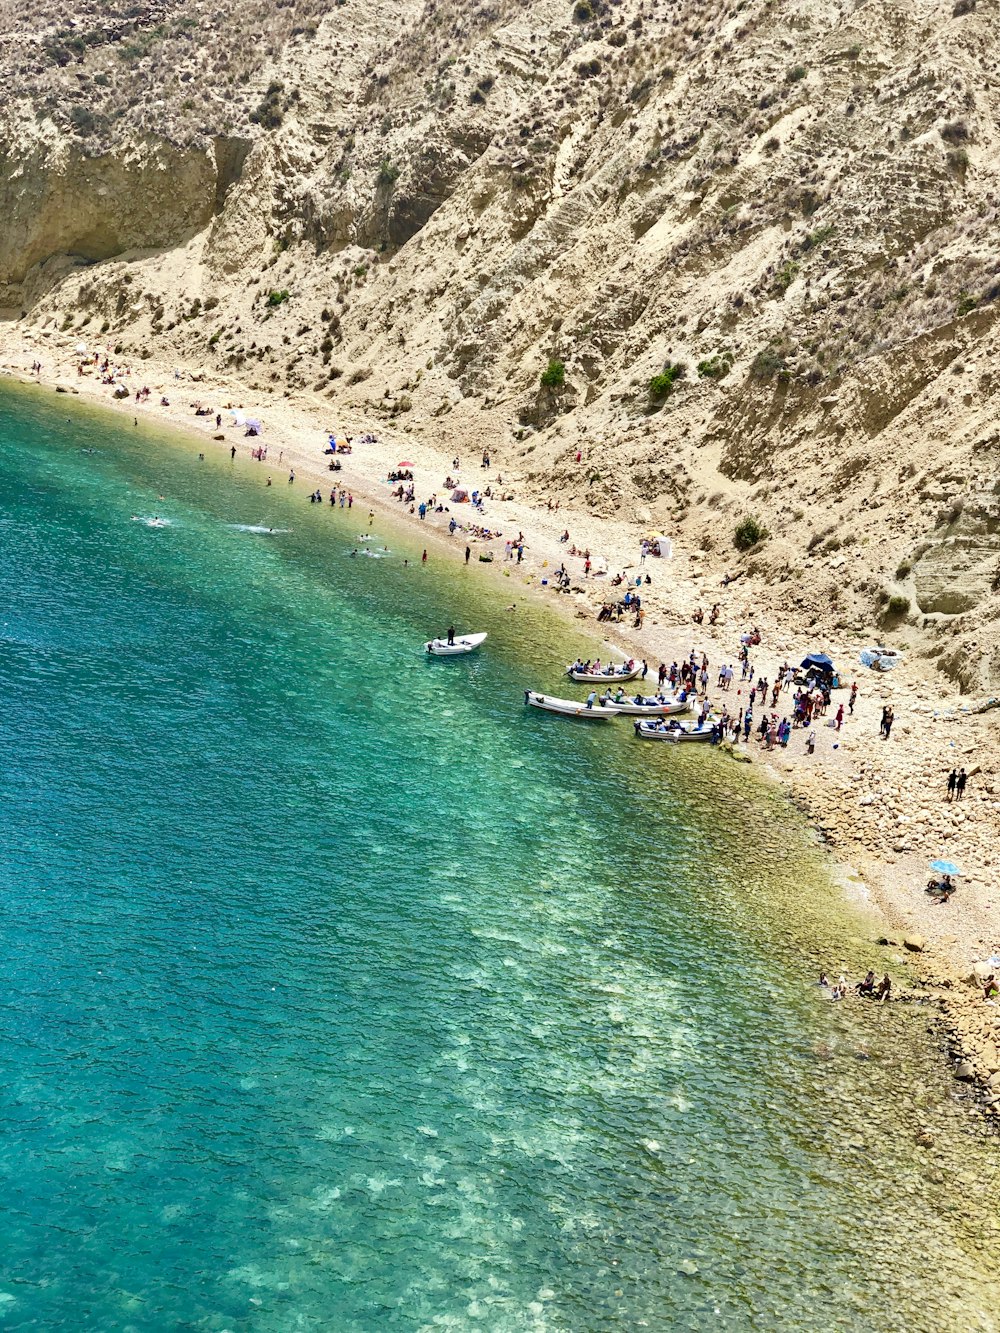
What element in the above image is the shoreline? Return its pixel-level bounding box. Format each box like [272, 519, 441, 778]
[4, 331, 999, 1113]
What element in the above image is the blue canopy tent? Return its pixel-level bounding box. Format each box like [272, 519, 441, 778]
[800, 652, 838, 688]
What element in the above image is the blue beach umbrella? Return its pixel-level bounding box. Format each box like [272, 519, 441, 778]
[930, 859, 962, 877]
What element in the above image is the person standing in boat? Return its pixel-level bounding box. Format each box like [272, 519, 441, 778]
[586, 690, 597, 709]
[447, 626, 455, 646]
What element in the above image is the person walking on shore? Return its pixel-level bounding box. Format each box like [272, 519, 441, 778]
[957, 767, 968, 799]
[883, 706, 894, 739]
[465, 545, 471, 564]
[947, 768, 958, 801]
[835, 703, 844, 730]
[422, 549, 428, 564]
[849, 682, 858, 714]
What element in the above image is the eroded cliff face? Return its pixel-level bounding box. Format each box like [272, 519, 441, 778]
[5, 0, 1000, 688]
[0, 130, 234, 299]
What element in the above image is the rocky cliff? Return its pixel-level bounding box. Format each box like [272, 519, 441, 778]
[4, 0, 999, 688]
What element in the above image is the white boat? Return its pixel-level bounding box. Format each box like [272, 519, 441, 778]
[567, 662, 641, 683]
[633, 719, 715, 743]
[525, 691, 620, 718]
[425, 632, 488, 656]
[599, 694, 690, 716]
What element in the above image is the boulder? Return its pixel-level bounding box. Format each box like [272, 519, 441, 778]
[903, 934, 927, 953]
[954, 1061, 977, 1081]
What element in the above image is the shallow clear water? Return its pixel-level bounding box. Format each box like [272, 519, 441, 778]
[1, 381, 999, 1331]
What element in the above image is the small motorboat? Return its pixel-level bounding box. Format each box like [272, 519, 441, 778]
[633, 719, 714, 743]
[567, 661, 641, 683]
[600, 694, 690, 716]
[525, 691, 620, 718]
[425, 632, 487, 656]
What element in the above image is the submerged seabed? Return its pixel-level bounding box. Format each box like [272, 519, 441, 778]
[1, 380, 999, 1332]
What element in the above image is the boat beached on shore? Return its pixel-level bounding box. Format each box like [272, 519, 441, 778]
[567, 660, 641, 684]
[525, 691, 620, 719]
[634, 719, 714, 743]
[599, 694, 690, 716]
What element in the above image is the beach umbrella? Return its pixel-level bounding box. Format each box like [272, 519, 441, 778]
[930, 859, 962, 877]
[398, 460, 414, 467]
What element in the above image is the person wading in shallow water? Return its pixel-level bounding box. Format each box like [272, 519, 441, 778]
[465, 546, 471, 565]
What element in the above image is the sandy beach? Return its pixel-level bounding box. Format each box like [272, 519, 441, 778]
[5, 326, 1000, 1109]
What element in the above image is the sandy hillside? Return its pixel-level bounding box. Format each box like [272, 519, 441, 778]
[0, 0, 998, 691]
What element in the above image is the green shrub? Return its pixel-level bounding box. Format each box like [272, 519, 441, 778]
[895, 559, 912, 579]
[801, 224, 835, 252]
[734, 514, 770, 550]
[697, 351, 733, 380]
[649, 363, 684, 398]
[772, 261, 800, 295]
[540, 358, 565, 388]
[886, 594, 910, 617]
[785, 65, 807, 82]
[250, 82, 285, 130]
[69, 105, 97, 135]
[377, 158, 401, 186]
[750, 345, 788, 381]
[266, 289, 290, 307]
[208, 331, 222, 347]
[957, 292, 978, 316]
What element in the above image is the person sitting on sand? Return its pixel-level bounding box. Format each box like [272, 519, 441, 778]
[876, 974, 892, 1002]
[857, 970, 876, 997]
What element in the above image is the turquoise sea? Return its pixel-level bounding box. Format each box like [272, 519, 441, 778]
[2, 380, 999, 1331]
